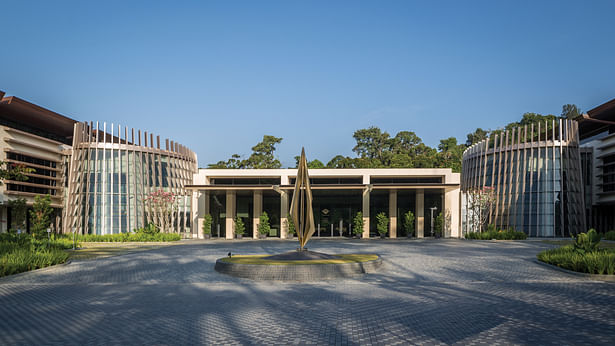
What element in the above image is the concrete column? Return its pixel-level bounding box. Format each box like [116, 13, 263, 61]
[445, 188, 461, 238]
[389, 189, 397, 238]
[196, 191, 210, 239]
[225, 190, 236, 240]
[280, 190, 289, 239]
[253, 190, 262, 239]
[416, 189, 424, 238]
[362, 188, 370, 238]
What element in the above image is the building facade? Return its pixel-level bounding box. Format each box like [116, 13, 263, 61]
[64, 122, 198, 235]
[577, 98, 615, 232]
[461, 119, 586, 237]
[0, 91, 197, 235]
[0, 92, 75, 232]
[187, 168, 460, 239]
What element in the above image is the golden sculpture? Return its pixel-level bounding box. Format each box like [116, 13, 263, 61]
[290, 148, 315, 251]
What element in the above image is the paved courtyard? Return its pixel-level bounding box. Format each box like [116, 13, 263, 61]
[1, 239, 614, 345]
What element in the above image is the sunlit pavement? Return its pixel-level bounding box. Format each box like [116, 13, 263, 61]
[1, 239, 614, 345]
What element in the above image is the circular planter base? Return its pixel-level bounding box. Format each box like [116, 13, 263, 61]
[215, 251, 382, 281]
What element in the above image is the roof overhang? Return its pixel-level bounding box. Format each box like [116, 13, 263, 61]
[0, 95, 77, 139]
[577, 98, 615, 140]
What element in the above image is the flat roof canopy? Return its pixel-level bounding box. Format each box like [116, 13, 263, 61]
[186, 183, 460, 192]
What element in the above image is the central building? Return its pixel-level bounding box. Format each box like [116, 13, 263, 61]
[187, 168, 460, 239]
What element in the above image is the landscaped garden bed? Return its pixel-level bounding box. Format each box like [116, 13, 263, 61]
[0, 233, 73, 277]
[465, 229, 527, 240]
[537, 229, 615, 275]
[74, 233, 181, 242]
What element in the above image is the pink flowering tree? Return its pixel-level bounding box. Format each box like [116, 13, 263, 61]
[467, 186, 496, 233]
[145, 189, 178, 233]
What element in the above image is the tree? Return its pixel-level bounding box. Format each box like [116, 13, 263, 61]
[466, 128, 489, 146]
[437, 137, 464, 173]
[434, 212, 443, 238]
[376, 212, 389, 237]
[258, 212, 271, 237]
[145, 189, 177, 233]
[285, 217, 295, 237]
[352, 127, 391, 162]
[7, 198, 27, 231]
[466, 187, 496, 234]
[326, 155, 355, 168]
[561, 104, 582, 119]
[245, 135, 283, 168]
[403, 210, 415, 237]
[29, 195, 53, 239]
[391, 131, 422, 155]
[202, 214, 213, 235]
[352, 212, 364, 236]
[208, 154, 244, 169]
[234, 216, 245, 236]
[294, 156, 325, 169]
[209, 135, 283, 169]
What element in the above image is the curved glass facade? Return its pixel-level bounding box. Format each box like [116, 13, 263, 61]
[461, 119, 585, 237]
[64, 122, 197, 235]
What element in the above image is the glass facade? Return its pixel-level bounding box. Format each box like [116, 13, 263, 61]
[461, 119, 585, 237]
[64, 122, 197, 235]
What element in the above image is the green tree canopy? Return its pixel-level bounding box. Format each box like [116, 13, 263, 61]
[208, 135, 283, 169]
[561, 104, 582, 119]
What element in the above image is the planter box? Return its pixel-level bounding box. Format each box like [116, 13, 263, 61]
[258, 233, 267, 239]
[236, 234, 243, 239]
[203, 234, 211, 239]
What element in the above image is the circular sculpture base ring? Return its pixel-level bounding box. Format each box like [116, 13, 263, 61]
[214, 252, 382, 281]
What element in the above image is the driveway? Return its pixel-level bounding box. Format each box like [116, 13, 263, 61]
[1, 239, 614, 345]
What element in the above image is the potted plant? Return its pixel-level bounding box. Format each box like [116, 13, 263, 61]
[202, 214, 212, 239]
[258, 212, 271, 239]
[286, 218, 295, 239]
[403, 210, 415, 238]
[235, 216, 245, 239]
[434, 212, 443, 239]
[376, 212, 388, 239]
[353, 212, 364, 238]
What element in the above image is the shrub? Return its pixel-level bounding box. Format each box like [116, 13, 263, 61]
[465, 229, 527, 240]
[75, 233, 180, 242]
[286, 218, 296, 236]
[376, 212, 388, 236]
[29, 194, 53, 239]
[604, 230, 615, 241]
[403, 210, 415, 237]
[573, 229, 601, 254]
[537, 245, 615, 275]
[353, 212, 364, 236]
[135, 223, 160, 235]
[202, 214, 213, 235]
[258, 212, 271, 235]
[434, 212, 443, 237]
[0, 233, 71, 277]
[235, 216, 245, 236]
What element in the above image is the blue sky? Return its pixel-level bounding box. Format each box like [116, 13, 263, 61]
[1, 0, 614, 167]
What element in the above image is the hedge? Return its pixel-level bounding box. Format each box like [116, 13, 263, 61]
[465, 230, 527, 240]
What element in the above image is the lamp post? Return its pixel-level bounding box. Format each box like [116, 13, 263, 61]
[429, 207, 437, 237]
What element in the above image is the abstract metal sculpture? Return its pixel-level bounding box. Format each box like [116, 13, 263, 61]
[290, 148, 315, 251]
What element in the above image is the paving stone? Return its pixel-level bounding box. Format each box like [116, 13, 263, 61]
[0, 239, 614, 345]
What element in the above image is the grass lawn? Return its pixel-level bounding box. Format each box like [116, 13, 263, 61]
[220, 253, 379, 265]
[68, 242, 176, 261]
